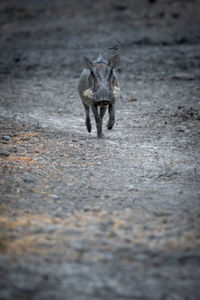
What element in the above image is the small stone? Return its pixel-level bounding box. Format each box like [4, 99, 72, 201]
[50, 194, 59, 199]
[172, 12, 179, 19]
[14, 57, 21, 63]
[128, 185, 138, 191]
[2, 135, 11, 141]
[158, 12, 165, 18]
[23, 174, 37, 183]
[128, 97, 137, 102]
[0, 151, 9, 157]
[20, 137, 30, 141]
[83, 206, 100, 212]
[175, 125, 185, 132]
[176, 36, 187, 44]
[114, 4, 127, 11]
[178, 105, 184, 110]
[172, 72, 194, 80]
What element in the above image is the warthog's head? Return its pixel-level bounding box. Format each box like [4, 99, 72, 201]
[83, 46, 120, 106]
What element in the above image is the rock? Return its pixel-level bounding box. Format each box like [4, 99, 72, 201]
[161, 41, 169, 46]
[23, 174, 37, 183]
[0, 150, 9, 156]
[172, 73, 194, 81]
[175, 125, 185, 132]
[135, 37, 152, 45]
[113, 4, 127, 11]
[128, 185, 139, 191]
[172, 13, 180, 19]
[83, 206, 101, 212]
[128, 97, 137, 102]
[2, 135, 11, 141]
[14, 56, 21, 63]
[176, 36, 187, 44]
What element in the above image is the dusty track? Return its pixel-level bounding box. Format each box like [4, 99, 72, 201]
[0, 1, 200, 299]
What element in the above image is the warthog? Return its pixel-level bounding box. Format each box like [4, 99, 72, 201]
[78, 46, 120, 138]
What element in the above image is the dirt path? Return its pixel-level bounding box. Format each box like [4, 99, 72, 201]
[0, 1, 200, 299]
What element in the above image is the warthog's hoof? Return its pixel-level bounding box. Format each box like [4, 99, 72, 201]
[86, 122, 92, 133]
[97, 132, 105, 139]
[107, 121, 114, 130]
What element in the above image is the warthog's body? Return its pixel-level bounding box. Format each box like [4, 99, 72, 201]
[78, 46, 120, 138]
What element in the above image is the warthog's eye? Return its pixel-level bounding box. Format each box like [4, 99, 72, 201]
[108, 69, 113, 80]
[83, 88, 93, 98]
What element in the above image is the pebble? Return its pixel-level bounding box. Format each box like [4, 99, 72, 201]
[172, 72, 194, 80]
[128, 97, 137, 102]
[2, 135, 11, 141]
[0, 150, 10, 156]
[175, 125, 185, 132]
[23, 174, 37, 183]
[83, 206, 101, 212]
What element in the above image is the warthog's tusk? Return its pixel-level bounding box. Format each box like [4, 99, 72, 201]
[113, 86, 120, 96]
[83, 89, 93, 98]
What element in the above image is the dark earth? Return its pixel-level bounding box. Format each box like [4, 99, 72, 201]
[0, 0, 200, 299]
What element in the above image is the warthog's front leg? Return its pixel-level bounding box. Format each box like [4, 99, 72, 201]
[107, 103, 115, 130]
[84, 103, 91, 132]
[91, 104, 104, 138]
[100, 106, 107, 120]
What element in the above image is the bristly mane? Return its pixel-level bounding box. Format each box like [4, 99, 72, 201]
[95, 45, 120, 64]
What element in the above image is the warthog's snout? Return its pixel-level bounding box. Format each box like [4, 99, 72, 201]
[95, 100, 111, 106]
[93, 88, 113, 106]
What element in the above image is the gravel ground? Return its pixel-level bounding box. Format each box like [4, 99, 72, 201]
[0, 0, 200, 299]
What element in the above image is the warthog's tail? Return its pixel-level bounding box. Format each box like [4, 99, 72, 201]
[97, 45, 120, 63]
[100, 45, 120, 56]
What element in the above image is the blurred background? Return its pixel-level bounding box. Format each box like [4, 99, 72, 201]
[0, 0, 200, 80]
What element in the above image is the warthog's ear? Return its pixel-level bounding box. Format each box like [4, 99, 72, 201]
[108, 55, 120, 68]
[83, 57, 94, 69]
